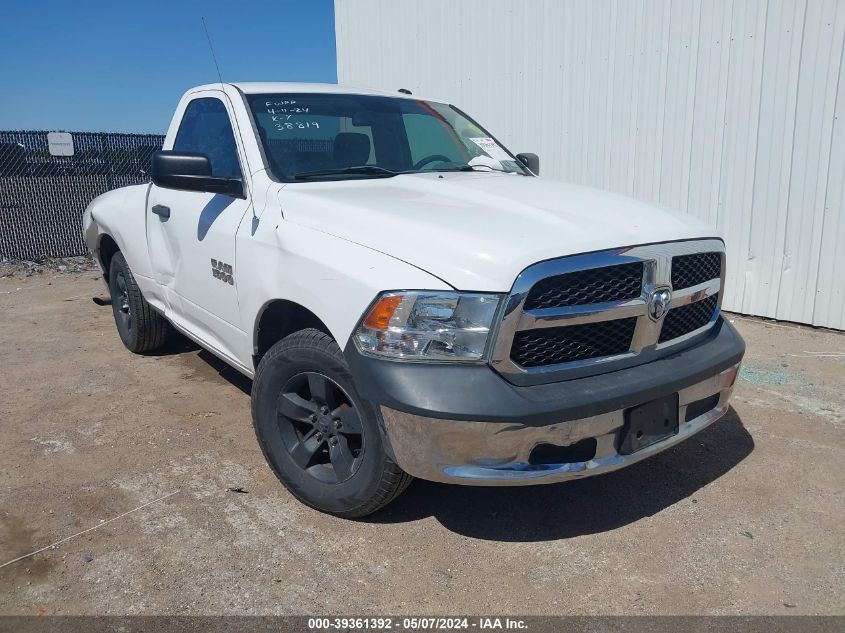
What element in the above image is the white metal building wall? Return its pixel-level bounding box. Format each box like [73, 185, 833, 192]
[335, 0, 845, 329]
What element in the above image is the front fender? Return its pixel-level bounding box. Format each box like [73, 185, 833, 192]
[235, 217, 452, 365]
[83, 183, 153, 279]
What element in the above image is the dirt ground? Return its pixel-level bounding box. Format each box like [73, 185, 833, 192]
[0, 265, 843, 615]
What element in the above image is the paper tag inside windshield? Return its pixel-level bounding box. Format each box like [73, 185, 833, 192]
[469, 137, 511, 162]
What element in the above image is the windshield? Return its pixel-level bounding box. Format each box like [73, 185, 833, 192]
[246, 93, 529, 181]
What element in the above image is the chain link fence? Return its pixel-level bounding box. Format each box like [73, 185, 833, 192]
[0, 131, 165, 260]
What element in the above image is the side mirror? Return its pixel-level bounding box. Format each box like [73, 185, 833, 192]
[151, 151, 244, 198]
[516, 152, 539, 175]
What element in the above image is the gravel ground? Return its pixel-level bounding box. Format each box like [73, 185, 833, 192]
[0, 271, 843, 615]
[0, 256, 97, 278]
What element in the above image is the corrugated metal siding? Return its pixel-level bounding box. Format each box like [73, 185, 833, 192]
[335, 0, 845, 329]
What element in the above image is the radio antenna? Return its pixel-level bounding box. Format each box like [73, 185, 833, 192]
[201, 17, 225, 88]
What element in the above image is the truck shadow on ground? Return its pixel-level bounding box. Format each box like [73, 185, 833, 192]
[154, 334, 253, 395]
[367, 407, 753, 541]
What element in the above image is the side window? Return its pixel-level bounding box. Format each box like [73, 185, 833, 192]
[173, 98, 242, 179]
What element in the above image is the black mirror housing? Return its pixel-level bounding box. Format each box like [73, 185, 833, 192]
[151, 151, 244, 198]
[516, 152, 540, 175]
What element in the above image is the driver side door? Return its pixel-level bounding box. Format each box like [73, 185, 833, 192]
[146, 95, 252, 364]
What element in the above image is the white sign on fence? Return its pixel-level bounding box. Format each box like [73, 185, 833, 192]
[47, 132, 74, 156]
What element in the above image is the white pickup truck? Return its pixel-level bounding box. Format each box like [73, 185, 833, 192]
[83, 83, 745, 517]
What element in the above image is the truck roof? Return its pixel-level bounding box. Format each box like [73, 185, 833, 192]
[190, 82, 426, 100]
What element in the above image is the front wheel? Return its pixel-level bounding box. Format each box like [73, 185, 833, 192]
[108, 252, 168, 353]
[251, 329, 412, 518]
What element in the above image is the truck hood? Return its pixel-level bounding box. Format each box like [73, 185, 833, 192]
[279, 172, 720, 291]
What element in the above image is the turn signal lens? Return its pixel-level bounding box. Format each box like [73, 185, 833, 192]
[355, 291, 502, 362]
[362, 294, 403, 330]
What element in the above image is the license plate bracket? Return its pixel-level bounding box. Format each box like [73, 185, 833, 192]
[619, 394, 680, 455]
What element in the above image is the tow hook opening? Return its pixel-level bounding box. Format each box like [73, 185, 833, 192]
[685, 393, 721, 422]
[528, 438, 597, 466]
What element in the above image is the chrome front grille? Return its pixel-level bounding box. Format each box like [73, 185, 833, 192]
[671, 252, 722, 290]
[512, 318, 637, 367]
[490, 239, 725, 385]
[658, 292, 719, 343]
[524, 262, 644, 310]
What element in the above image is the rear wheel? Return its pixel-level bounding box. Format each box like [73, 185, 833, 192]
[251, 329, 412, 518]
[108, 252, 168, 353]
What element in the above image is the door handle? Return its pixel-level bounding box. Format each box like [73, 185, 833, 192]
[152, 204, 170, 220]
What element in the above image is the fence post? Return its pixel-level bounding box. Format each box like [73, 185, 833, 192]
[99, 133, 114, 191]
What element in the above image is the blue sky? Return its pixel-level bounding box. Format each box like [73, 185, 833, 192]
[0, 0, 337, 133]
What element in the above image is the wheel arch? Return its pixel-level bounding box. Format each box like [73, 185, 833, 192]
[253, 299, 334, 368]
[97, 233, 121, 278]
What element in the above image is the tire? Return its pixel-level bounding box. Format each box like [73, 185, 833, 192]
[108, 251, 168, 353]
[251, 328, 412, 518]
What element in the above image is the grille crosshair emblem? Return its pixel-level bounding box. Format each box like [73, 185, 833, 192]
[648, 288, 672, 321]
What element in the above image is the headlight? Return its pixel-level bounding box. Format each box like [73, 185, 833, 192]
[354, 291, 502, 361]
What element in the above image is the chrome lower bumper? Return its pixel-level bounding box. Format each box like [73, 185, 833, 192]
[380, 363, 740, 485]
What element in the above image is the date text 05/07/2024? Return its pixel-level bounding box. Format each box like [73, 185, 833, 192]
[307, 617, 528, 631]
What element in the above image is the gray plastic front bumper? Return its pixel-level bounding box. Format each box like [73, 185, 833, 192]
[379, 363, 738, 484]
[345, 318, 745, 485]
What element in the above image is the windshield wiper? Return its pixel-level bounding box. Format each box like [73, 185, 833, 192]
[456, 164, 524, 175]
[294, 165, 401, 180]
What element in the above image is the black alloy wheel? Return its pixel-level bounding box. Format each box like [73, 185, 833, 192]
[251, 328, 413, 518]
[112, 268, 132, 337]
[107, 251, 168, 353]
[276, 371, 364, 483]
